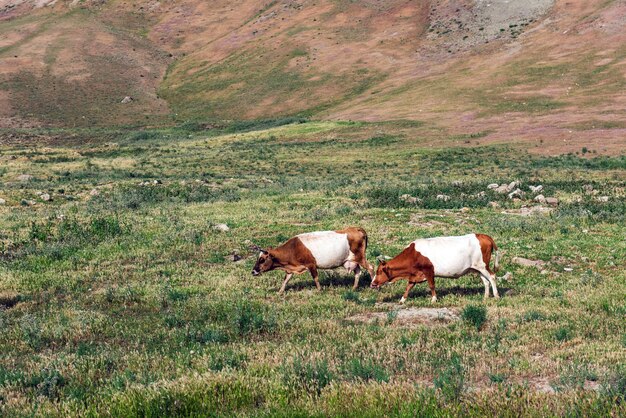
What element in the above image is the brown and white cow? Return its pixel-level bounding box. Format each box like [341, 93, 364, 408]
[370, 234, 500, 303]
[252, 227, 374, 293]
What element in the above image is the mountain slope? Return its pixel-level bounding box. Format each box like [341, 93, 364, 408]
[0, 0, 624, 153]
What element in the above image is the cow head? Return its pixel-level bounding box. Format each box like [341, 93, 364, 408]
[371, 260, 391, 289]
[252, 249, 275, 276]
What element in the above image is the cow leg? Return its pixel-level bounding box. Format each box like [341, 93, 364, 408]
[361, 259, 375, 281]
[352, 265, 361, 290]
[480, 275, 491, 299]
[400, 282, 415, 304]
[488, 273, 500, 299]
[309, 266, 321, 291]
[476, 268, 499, 299]
[427, 275, 437, 303]
[278, 273, 293, 294]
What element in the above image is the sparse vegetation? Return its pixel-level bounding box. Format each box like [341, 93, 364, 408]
[0, 120, 623, 416]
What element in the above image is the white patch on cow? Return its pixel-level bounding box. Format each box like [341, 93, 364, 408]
[399, 296, 406, 304]
[259, 252, 264, 258]
[431, 295, 438, 303]
[410, 234, 485, 278]
[297, 231, 351, 269]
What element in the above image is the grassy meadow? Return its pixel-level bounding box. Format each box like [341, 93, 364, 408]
[0, 119, 625, 416]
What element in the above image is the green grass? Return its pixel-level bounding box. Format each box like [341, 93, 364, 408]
[0, 120, 624, 416]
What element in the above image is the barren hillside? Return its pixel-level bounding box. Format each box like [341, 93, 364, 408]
[0, 0, 624, 153]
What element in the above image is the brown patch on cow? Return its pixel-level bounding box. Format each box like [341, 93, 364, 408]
[475, 233, 498, 273]
[271, 237, 317, 274]
[336, 226, 374, 278]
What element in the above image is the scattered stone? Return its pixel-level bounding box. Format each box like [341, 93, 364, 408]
[582, 184, 594, 194]
[0, 198, 5, 205]
[16, 174, 33, 182]
[528, 185, 543, 193]
[89, 189, 99, 196]
[452, 180, 462, 187]
[533, 194, 546, 203]
[487, 183, 499, 190]
[347, 307, 459, 325]
[508, 188, 525, 199]
[40, 193, 52, 201]
[488, 201, 500, 208]
[512, 257, 546, 269]
[498, 272, 512, 282]
[596, 196, 609, 202]
[476, 191, 486, 198]
[460, 207, 470, 213]
[121, 96, 133, 104]
[563, 267, 573, 272]
[494, 184, 509, 194]
[545, 197, 559, 206]
[507, 181, 519, 191]
[436, 194, 450, 201]
[153, 179, 162, 185]
[20, 199, 36, 206]
[400, 194, 421, 204]
[213, 223, 230, 232]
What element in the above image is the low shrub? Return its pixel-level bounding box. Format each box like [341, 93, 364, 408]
[461, 304, 487, 330]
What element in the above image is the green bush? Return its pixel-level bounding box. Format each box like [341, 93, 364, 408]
[554, 326, 573, 342]
[461, 304, 487, 330]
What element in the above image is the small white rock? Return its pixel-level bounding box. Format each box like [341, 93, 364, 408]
[487, 183, 499, 190]
[16, 174, 33, 182]
[89, 189, 99, 196]
[0, 198, 6, 205]
[40, 193, 52, 201]
[545, 197, 559, 206]
[213, 223, 230, 232]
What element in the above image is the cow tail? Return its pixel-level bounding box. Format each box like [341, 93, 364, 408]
[491, 237, 500, 273]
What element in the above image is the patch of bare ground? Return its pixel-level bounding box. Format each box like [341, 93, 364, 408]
[347, 307, 460, 326]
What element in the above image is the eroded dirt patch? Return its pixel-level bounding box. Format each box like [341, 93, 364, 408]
[347, 307, 460, 326]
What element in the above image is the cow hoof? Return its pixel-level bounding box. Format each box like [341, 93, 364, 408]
[430, 297, 438, 304]
[399, 297, 406, 304]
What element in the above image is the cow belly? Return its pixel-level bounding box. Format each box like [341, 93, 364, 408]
[298, 232, 350, 269]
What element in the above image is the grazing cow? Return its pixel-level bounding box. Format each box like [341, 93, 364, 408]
[370, 234, 500, 303]
[252, 227, 374, 293]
